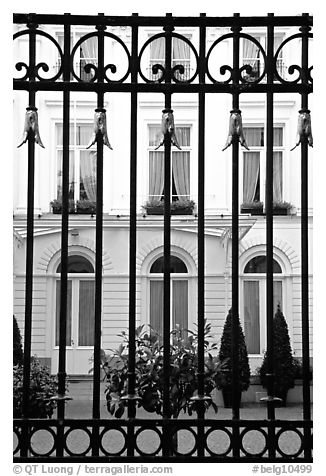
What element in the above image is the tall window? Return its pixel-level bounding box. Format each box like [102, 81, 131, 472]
[56, 123, 97, 202]
[243, 255, 283, 354]
[149, 255, 188, 338]
[55, 255, 95, 347]
[56, 33, 98, 81]
[149, 36, 191, 81]
[242, 35, 284, 82]
[148, 125, 191, 201]
[242, 126, 283, 206]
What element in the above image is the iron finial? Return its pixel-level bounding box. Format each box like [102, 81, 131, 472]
[17, 106, 45, 148]
[155, 108, 181, 150]
[87, 108, 113, 150]
[291, 109, 313, 151]
[222, 109, 249, 151]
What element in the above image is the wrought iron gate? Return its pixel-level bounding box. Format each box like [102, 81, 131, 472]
[13, 12, 313, 462]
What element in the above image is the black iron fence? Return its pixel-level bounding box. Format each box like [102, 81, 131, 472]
[13, 12, 312, 462]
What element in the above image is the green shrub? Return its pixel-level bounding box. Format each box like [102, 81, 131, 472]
[13, 315, 23, 366]
[215, 309, 250, 392]
[13, 357, 58, 418]
[259, 306, 297, 401]
[102, 322, 226, 418]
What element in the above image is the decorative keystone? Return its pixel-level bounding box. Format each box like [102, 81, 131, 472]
[87, 108, 113, 150]
[155, 108, 181, 150]
[222, 109, 249, 151]
[17, 106, 45, 148]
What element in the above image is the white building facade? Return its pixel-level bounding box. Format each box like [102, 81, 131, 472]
[13, 21, 313, 376]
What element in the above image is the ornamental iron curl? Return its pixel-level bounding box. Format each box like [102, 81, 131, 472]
[155, 109, 181, 150]
[222, 109, 249, 151]
[291, 109, 313, 151]
[86, 108, 113, 150]
[17, 107, 45, 148]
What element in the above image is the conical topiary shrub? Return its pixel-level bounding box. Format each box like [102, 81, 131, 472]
[216, 309, 250, 407]
[13, 315, 23, 366]
[259, 306, 296, 406]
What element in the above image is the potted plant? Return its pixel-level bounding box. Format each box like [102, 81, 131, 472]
[50, 198, 75, 214]
[142, 199, 164, 215]
[258, 306, 297, 406]
[240, 201, 264, 215]
[101, 321, 226, 420]
[215, 309, 250, 408]
[13, 356, 60, 418]
[273, 200, 293, 215]
[76, 199, 96, 214]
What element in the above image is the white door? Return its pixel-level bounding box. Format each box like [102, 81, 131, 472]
[52, 278, 95, 375]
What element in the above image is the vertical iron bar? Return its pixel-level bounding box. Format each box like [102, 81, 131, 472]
[126, 14, 138, 457]
[230, 13, 241, 458]
[265, 15, 276, 427]
[92, 14, 105, 456]
[162, 14, 173, 457]
[195, 13, 206, 458]
[300, 13, 312, 459]
[56, 16, 71, 457]
[21, 16, 37, 457]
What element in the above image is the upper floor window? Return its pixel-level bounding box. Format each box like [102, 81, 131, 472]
[242, 35, 284, 82]
[148, 125, 191, 202]
[242, 126, 283, 207]
[56, 33, 98, 81]
[56, 123, 96, 203]
[149, 36, 192, 81]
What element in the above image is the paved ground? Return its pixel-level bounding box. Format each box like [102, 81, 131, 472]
[15, 401, 312, 459]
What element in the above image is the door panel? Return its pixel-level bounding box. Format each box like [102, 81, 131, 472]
[78, 280, 95, 346]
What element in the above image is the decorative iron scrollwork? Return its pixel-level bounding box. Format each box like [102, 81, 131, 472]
[87, 108, 113, 149]
[222, 109, 249, 151]
[17, 107, 45, 148]
[155, 109, 181, 150]
[291, 109, 313, 150]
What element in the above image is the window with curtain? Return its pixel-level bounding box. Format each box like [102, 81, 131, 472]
[56, 123, 97, 203]
[149, 255, 188, 339]
[243, 255, 283, 354]
[242, 34, 284, 82]
[242, 126, 283, 207]
[57, 33, 98, 81]
[148, 125, 191, 201]
[149, 35, 191, 81]
[55, 255, 95, 348]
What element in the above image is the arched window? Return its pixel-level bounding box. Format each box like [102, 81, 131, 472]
[149, 255, 188, 338]
[242, 255, 283, 355]
[54, 254, 95, 374]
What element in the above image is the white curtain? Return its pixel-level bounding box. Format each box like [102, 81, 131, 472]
[244, 281, 260, 354]
[172, 152, 190, 199]
[172, 280, 188, 331]
[273, 152, 283, 202]
[150, 37, 165, 61]
[243, 152, 260, 203]
[243, 36, 260, 75]
[57, 150, 75, 200]
[80, 151, 97, 201]
[149, 151, 164, 199]
[150, 281, 164, 339]
[78, 281, 95, 346]
[80, 36, 98, 80]
[55, 281, 72, 346]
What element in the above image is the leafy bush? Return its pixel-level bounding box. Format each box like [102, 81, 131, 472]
[76, 199, 96, 213]
[13, 357, 59, 418]
[102, 322, 226, 418]
[215, 309, 250, 392]
[258, 307, 297, 401]
[13, 315, 23, 366]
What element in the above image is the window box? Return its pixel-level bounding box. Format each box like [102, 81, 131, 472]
[273, 201, 293, 215]
[241, 202, 264, 215]
[76, 200, 96, 214]
[143, 199, 195, 216]
[50, 199, 75, 214]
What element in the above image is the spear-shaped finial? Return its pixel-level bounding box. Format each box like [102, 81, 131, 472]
[86, 108, 113, 150]
[222, 109, 249, 151]
[17, 106, 45, 148]
[291, 109, 313, 151]
[155, 108, 181, 150]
